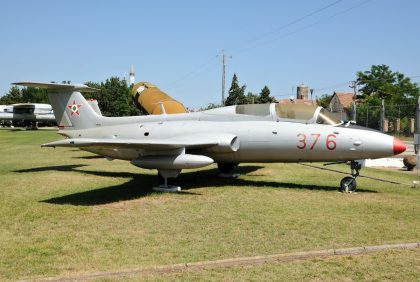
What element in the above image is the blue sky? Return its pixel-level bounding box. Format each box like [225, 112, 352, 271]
[1, 0, 419, 107]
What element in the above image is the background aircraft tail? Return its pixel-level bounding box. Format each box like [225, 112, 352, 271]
[13, 82, 101, 130]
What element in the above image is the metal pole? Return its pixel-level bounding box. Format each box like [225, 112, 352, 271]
[221, 50, 226, 106]
[416, 97, 420, 134]
[380, 99, 385, 132]
[366, 106, 369, 127]
[415, 97, 420, 186]
[353, 101, 356, 122]
[350, 81, 357, 121]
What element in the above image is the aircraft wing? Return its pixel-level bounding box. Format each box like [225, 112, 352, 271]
[42, 133, 239, 152]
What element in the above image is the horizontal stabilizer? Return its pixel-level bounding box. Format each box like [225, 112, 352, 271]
[12, 82, 99, 93]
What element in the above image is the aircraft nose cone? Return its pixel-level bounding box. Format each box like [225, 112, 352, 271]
[393, 138, 406, 155]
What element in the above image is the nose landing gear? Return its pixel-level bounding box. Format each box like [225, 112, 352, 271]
[340, 161, 362, 193]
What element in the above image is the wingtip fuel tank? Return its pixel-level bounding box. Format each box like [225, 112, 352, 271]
[131, 82, 187, 115]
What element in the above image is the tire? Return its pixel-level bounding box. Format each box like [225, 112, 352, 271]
[217, 163, 238, 174]
[340, 176, 357, 192]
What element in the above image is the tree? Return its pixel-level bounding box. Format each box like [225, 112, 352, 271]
[258, 86, 276, 104]
[316, 94, 332, 109]
[0, 86, 22, 104]
[21, 87, 48, 103]
[225, 73, 247, 106]
[357, 64, 419, 103]
[355, 65, 419, 132]
[203, 103, 221, 110]
[85, 77, 140, 117]
[246, 91, 259, 104]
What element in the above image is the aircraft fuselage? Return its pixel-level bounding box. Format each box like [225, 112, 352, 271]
[61, 120, 397, 163]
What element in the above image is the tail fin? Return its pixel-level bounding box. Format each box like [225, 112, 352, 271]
[13, 82, 101, 130]
[87, 99, 102, 116]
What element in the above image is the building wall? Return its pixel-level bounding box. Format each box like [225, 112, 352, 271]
[328, 95, 348, 120]
[328, 95, 343, 112]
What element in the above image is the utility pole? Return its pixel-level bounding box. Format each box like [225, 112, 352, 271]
[349, 81, 358, 121]
[415, 97, 420, 184]
[380, 99, 385, 132]
[221, 50, 226, 106]
[415, 97, 420, 153]
[221, 50, 231, 106]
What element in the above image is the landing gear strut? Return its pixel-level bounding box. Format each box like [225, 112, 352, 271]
[217, 163, 237, 174]
[340, 161, 362, 193]
[217, 163, 240, 178]
[153, 169, 181, 192]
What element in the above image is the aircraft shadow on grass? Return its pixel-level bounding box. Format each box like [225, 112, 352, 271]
[73, 155, 108, 160]
[14, 164, 376, 206]
[15, 164, 88, 173]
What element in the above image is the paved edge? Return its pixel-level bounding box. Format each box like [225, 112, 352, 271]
[21, 242, 420, 282]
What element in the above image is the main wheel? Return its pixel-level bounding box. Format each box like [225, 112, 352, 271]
[340, 176, 357, 193]
[217, 163, 238, 174]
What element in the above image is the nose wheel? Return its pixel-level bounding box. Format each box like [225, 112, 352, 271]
[340, 161, 362, 193]
[340, 176, 357, 193]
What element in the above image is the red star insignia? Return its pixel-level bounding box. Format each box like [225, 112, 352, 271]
[67, 100, 81, 116]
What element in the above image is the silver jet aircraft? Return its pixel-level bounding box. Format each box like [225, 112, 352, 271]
[0, 103, 55, 127]
[13, 82, 406, 192]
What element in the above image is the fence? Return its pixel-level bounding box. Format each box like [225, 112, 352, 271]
[356, 103, 417, 136]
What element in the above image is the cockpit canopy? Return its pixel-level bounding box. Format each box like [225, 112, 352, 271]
[235, 104, 271, 116]
[233, 103, 341, 125]
[275, 104, 341, 125]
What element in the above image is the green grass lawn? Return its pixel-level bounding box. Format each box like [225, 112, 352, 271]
[0, 129, 419, 281]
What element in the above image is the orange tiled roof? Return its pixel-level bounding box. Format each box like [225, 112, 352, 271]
[334, 92, 354, 108]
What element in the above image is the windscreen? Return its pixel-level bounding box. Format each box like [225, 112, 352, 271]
[316, 108, 341, 125]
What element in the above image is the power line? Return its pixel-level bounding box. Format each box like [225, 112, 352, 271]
[231, 0, 344, 55]
[164, 1, 345, 92]
[163, 55, 218, 89]
[313, 75, 420, 93]
[236, 0, 374, 55]
[313, 82, 350, 92]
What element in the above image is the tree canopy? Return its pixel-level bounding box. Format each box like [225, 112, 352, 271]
[258, 86, 276, 103]
[225, 74, 275, 106]
[357, 64, 419, 104]
[316, 94, 332, 109]
[225, 73, 248, 106]
[246, 92, 259, 104]
[0, 86, 22, 105]
[355, 65, 419, 133]
[84, 77, 139, 117]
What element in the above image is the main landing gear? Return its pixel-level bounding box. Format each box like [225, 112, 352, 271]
[153, 170, 181, 192]
[217, 163, 240, 178]
[340, 161, 362, 193]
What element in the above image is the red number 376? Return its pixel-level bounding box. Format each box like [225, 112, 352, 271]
[297, 133, 336, 150]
